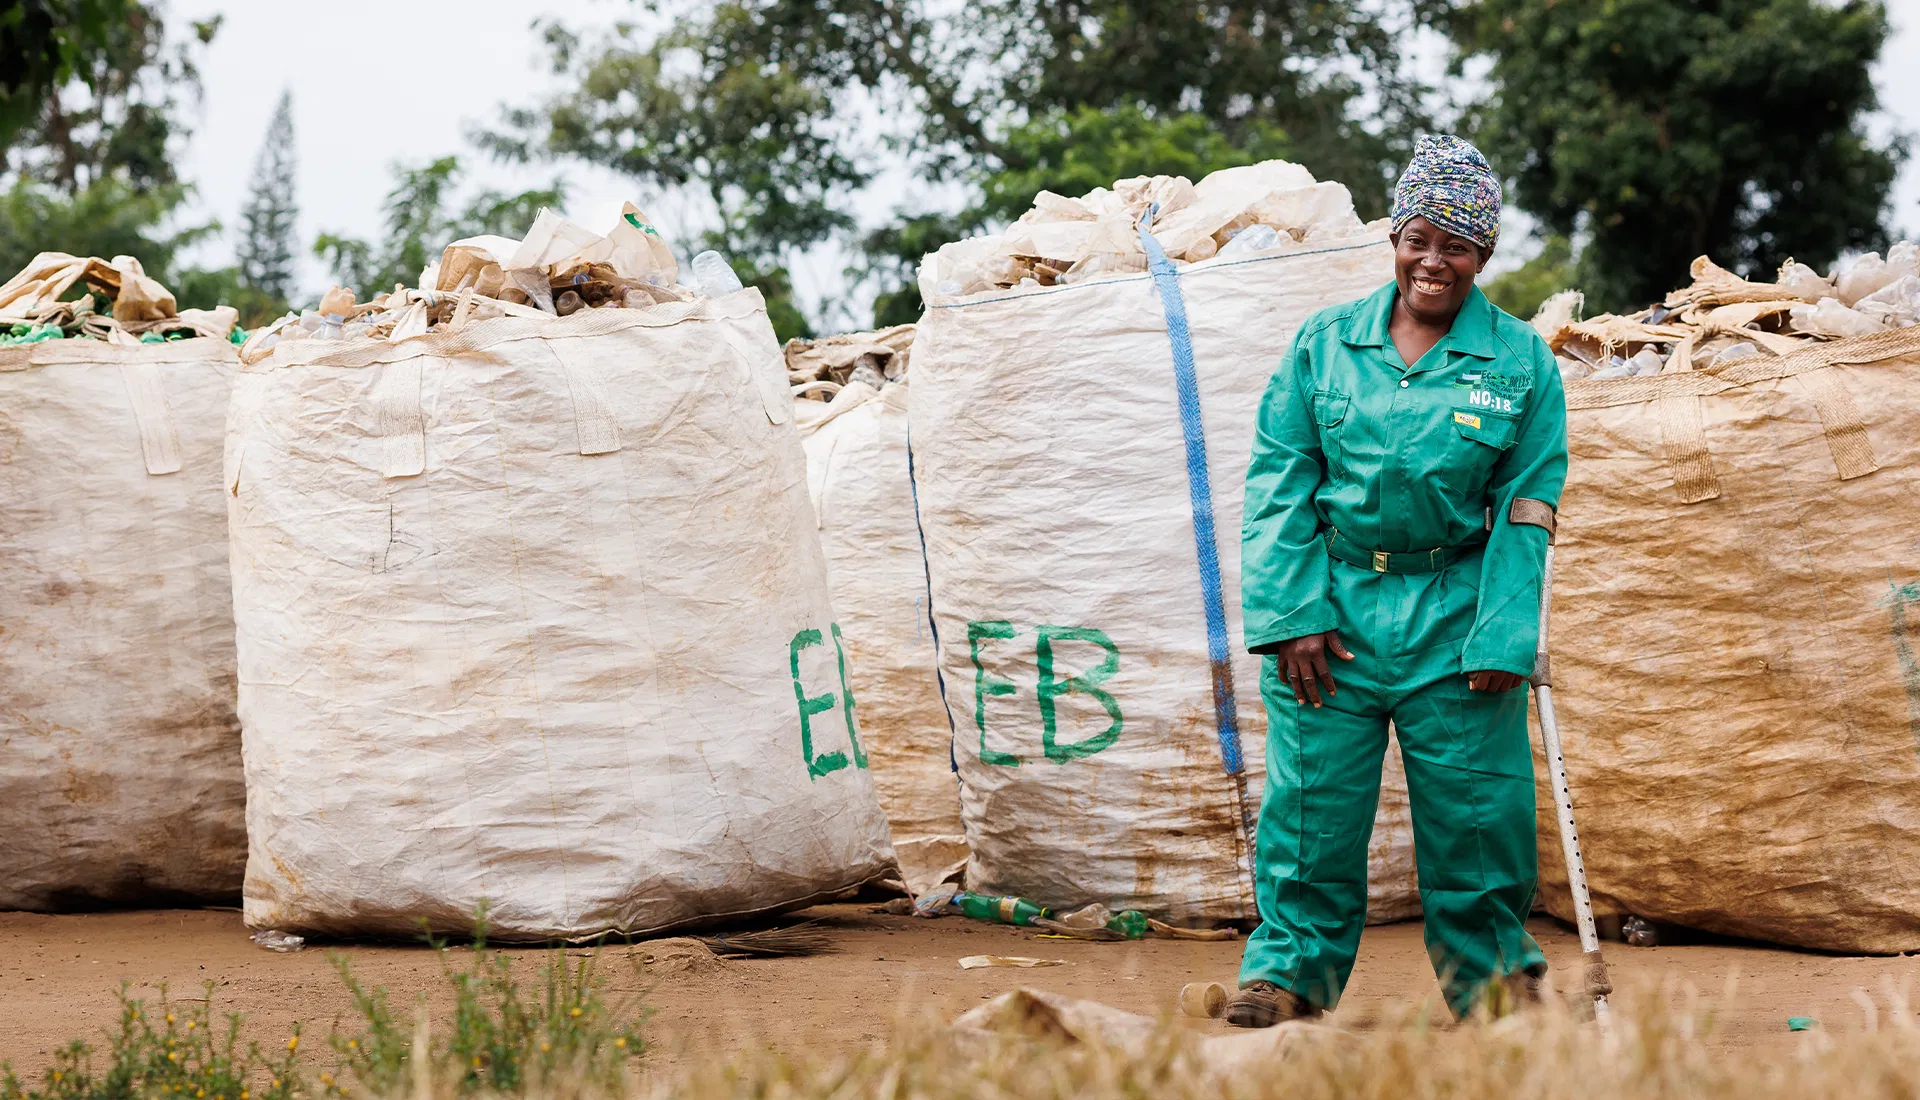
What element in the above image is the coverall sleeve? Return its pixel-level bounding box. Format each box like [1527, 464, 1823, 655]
[1241, 329, 1338, 653]
[1460, 340, 1569, 676]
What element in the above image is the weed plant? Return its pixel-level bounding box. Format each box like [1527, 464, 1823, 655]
[0, 984, 298, 1100]
[325, 922, 643, 1096]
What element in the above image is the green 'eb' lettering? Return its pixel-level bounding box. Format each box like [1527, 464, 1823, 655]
[969, 620, 1021, 766]
[830, 623, 868, 769]
[1036, 625, 1123, 763]
[790, 628, 848, 779]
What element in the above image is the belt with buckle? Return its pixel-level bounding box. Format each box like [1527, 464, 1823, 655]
[1325, 528, 1484, 574]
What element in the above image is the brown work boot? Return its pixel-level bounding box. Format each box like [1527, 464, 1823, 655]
[1224, 980, 1322, 1028]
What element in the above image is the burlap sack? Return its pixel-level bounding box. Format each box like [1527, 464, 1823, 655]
[1540, 326, 1920, 953]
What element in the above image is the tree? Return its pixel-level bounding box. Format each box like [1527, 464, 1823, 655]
[0, 3, 220, 296]
[313, 157, 563, 299]
[1482, 236, 1576, 322]
[238, 88, 297, 302]
[485, 1, 1440, 330]
[0, 0, 147, 151]
[1453, 0, 1906, 312]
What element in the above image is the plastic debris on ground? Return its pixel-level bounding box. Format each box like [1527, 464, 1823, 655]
[243, 204, 724, 361]
[958, 955, 1066, 969]
[248, 929, 305, 953]
[1538, 242, 1920, 381]
[0, 252, 239, 344]
[918, 160, 1376, 299]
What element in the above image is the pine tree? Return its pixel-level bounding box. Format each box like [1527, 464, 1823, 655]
[237, 89, 298, 300]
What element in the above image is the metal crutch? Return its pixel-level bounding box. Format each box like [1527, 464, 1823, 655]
[1532, 537, 1614, 1028]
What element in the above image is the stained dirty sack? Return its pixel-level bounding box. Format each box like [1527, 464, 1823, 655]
[1540, 326, 1920, 953]
[229, 293, 895, 940]
[0, 338, 244, 909]
[910, 229, 1421, 924]
[796, 377, 967, 896]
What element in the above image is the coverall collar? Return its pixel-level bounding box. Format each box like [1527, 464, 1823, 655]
[1340, 280, 1499, 363]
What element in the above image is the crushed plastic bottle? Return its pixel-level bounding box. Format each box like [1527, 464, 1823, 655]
[691, 250, 744, 296]
[249, 928, 306, 953]
[1218, 223, 1283, 257]
[1627, 348, 1665, 376]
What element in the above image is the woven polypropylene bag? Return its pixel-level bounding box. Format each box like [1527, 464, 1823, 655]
[797, 380, 966, 894]
[1540, 326, 1920, 952]
[909, 235, 1421, 924]
[0, 338, 244, 910]
[229, 293, 895, 939]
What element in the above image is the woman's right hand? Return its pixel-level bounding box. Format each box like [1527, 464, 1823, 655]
[1275, 631, 1355, 708]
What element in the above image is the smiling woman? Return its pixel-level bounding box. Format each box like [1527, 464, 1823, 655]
[1228, 135, 1571, 1028]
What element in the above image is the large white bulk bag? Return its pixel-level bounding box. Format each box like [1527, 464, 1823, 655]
[795, 375, 966, 894]
[228, 294, 896, 939]
[910, 231, 1421, 924]
[0, 336, 245, 909]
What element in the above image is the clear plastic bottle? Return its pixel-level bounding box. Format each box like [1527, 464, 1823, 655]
[691, 250, 744, 295]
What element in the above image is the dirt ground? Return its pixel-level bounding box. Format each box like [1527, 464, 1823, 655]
[3, 903, 1916, 1074]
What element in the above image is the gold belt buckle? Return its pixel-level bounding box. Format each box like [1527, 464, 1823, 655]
[1372, 550, 1390, 573]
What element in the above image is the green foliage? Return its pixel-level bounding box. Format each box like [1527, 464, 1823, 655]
[857, 211, 975, 329]
[314, 157, 564, 300]
[980, 106, 1293, 225]
[326, 927, 643, 1097]
[2, 3, 216, 195]
[238, 89, 298, 302]
[1454, 0, 1905, 312]
[1482, 236, 1577, 322]
[488, 0, 1441, 329]
[0, 174, 207, 279]
[0, 0, 148, 150]
[0, 983, 299, 1100]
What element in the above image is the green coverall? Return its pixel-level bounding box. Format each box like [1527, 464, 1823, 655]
[1237, 282, 1568, 1016]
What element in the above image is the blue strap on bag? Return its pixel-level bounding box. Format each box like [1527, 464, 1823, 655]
[1138, 214, 1250, 806]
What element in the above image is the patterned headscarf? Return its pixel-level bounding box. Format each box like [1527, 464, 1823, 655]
[1391, 135, 1502, 251]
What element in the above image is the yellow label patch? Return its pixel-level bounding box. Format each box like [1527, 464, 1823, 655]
[1454, 411, 1482, 429]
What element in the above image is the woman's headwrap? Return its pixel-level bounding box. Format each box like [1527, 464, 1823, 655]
[1391, 135, 1502, 251]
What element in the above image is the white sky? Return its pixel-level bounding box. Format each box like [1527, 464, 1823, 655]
[172, 0, 1920, 320]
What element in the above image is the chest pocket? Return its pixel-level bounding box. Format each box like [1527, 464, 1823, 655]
[1312, 389, 1351, 473]
[1446, 406, 1520, 495]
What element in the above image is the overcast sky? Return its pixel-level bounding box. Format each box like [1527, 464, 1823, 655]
[172, 0, 1920, 320]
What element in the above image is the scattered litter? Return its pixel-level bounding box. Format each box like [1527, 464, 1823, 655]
[1788, 1016, 1819, 1032]
[1178, 981, 1229, 1019]
[248, 930, 305, 953]
[913, 882, 962, 918]
[1148, 919, 1240, 942]
[960, 955, 1067, 969]
[954, 891, 1051, 927]
[1033, 902, 1148, 941]
[1622, 915, 1660, 948]
[951, 988, 1330, 1077]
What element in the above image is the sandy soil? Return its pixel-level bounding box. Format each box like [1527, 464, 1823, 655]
[3, 903, 1916, 1073]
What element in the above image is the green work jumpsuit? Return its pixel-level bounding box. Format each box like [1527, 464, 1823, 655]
[1238, 281, 1568, 1016]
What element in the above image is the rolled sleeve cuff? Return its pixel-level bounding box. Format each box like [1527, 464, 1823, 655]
[1245, 605, 1340, 654]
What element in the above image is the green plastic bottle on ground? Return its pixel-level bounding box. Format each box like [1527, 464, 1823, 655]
[952, 891, 1051, 926]
[1105, 910, 1149, 940]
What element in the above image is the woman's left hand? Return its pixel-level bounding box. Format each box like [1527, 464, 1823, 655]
[1467, 670, 1526, 693]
